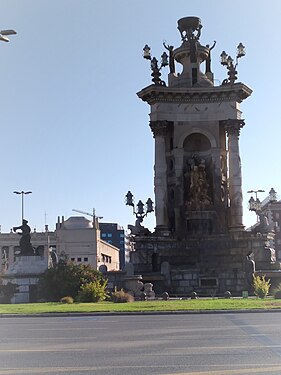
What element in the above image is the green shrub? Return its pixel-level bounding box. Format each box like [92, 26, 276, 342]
[272, 284, 281, 299]
[76, 279, 109, 303]
[111, 289, 134, 303]
[252, 275, 271, 298]
[60, 296, 74, 304]
[38, 260, 106, 302]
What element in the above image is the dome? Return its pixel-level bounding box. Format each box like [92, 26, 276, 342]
[63, 216, 93, 229]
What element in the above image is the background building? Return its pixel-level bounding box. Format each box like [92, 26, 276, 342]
[99, 223, 126, 269]
[1, 216, 120, 272]
[260, 189, 281, 260]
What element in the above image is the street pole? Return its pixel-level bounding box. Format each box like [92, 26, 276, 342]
[13, 191, 32, 222]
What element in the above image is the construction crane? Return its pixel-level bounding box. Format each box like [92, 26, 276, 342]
[72, 208, 103, 228]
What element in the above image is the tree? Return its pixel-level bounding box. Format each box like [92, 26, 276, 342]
[38, 260, 106, 302]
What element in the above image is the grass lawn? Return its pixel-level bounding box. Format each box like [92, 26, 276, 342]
[1, 298, 281, 315]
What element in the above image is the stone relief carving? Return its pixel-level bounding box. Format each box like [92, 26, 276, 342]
[185, 156, 212, 210]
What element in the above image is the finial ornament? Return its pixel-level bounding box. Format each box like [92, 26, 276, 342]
[177, 17, 202, 42]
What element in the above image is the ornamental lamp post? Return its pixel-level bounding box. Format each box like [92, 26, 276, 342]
[142, 44, 168, 86]
[220, 42, 245, 84]
[0, 29, 16, 43]
[247, 189, 265, 222]
[125, 191, 154, 228]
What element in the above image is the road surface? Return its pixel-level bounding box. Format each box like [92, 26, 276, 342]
[1, 312, 281, 374]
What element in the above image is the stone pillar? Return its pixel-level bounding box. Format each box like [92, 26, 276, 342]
[224, 119, 245, 230]
[150, 121, 170, 232]
[173, 147, 184, 234]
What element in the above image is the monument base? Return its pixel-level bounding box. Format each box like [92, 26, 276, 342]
[2, 256, 48, 303]
[130, 230, 280, 296]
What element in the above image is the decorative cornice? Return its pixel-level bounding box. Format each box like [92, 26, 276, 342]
[149, 120, 172, 137]
[137, 83, 252, 105]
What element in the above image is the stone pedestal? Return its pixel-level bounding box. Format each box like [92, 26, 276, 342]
[130, 231, 277, 296]
[2, 256, 48, 303]
[123, 275, 144, 297]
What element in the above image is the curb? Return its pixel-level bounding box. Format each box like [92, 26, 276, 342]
[1, 308, 281, 318]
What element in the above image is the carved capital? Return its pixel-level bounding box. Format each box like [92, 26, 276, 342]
[222, 119, 245, 137]
[149, 120, 172, 137]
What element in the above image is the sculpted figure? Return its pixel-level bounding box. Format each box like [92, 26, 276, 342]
[13, 219, 35, 255]
[205, 41, 216, 73]
[163, 42, 175, 74]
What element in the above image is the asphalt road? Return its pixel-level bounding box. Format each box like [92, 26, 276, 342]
[1, 312, 281, 375]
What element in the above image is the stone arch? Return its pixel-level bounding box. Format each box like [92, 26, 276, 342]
[183, 133, 211, 152]
[178, 127, 217, 149]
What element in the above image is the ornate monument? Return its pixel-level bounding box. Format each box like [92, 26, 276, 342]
[127, 16, 275, 295]
[2, 218, 48, 303]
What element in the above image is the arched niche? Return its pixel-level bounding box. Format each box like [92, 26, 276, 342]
[183, 132, 211, 152]
[178, 127, 217, 150]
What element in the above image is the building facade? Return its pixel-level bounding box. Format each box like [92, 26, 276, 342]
[1, 216, 120, 272]
[99, 223, 126, 269]
[261, 189, 281, 260]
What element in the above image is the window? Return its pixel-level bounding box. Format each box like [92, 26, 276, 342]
[101, 253, 111, 264]
[120, 240, 124, 245]
[107, 240, 112, 244]
[77, 257, 82, 262]
[276, 213, 280, 220]
[107, 233, 112, 238]
[70, 257, 75, 261]
[2, 246, 9, 269]
[119, 233, 124, 238]
[101, 233, 106, 238]
[14, 246, 20, 261]
[83, 257, 88, 262]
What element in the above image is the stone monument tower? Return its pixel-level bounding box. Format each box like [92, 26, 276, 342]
[128, 17, 271, 295]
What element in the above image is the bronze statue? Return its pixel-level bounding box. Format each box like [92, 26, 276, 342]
[205, 41, 216, 74]
[163, 42, 175, 74]
[13, 219, 35, 256]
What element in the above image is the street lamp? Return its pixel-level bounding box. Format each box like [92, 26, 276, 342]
[247, 189, 265, 201]
[125, 191, 154, 229]
[13, 191, 32, 222]
[247, 189, 265, 222]
[143, 44, 168, 86]
[0, 29, 16, 43]
[220, 42, 245, 84]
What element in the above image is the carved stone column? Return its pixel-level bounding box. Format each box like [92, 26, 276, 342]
[150, 121, 171, 232]
[224, 119, 245, 230]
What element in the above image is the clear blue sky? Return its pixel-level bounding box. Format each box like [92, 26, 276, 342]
[0, 0, 280, 232]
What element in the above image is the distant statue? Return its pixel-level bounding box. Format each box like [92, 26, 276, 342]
[13, 219, 35, 256]
[205, 41, 216, 74]
[252, 212, 270, 234]
[246, 252, 255, 287]
[163, 42, 175, 74]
